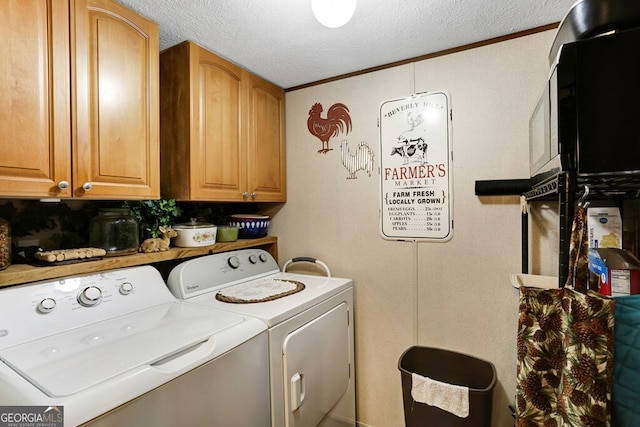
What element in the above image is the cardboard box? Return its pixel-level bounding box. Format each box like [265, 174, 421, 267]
[587, 207, 622, 249]
[588, 248, 640, 297]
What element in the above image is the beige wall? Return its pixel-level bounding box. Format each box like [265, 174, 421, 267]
[271, 29, 558, 427]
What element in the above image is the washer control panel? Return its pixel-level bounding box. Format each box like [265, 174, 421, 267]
[0, 265, 175, 349]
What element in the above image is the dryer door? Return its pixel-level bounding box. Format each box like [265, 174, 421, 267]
[283, 302, 350, 427]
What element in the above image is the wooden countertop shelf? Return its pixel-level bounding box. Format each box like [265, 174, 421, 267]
[0, 236, 277, 288]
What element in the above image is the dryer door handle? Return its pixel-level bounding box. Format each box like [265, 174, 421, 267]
[290, 372, 305, 411]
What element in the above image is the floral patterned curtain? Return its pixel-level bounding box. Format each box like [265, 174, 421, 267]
[515, 202, 616, 426]
[516, 287, 615, 426]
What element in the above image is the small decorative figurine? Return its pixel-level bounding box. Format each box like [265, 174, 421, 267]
[139, 226, 178, 253]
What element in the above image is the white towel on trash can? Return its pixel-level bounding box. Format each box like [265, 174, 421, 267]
[411, 373, 469, 418]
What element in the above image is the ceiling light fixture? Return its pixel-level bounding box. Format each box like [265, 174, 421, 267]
[312, 0, 356, 28]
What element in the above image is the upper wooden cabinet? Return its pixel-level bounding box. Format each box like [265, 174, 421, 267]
[0, 1, 71, 198]
[160, 41, 286, 202]
[0, 0, 159, 199]
[246, 73, 287, 203]
[72, 0, 160, 199]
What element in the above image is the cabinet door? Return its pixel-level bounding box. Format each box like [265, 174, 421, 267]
[192, 46, 246, 201]
[0, 0, 72, 198]
[72, 0, 159, 199]
[247, 74, 286, 202]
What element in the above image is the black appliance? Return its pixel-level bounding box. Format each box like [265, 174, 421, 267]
[530, 25, 640, 187]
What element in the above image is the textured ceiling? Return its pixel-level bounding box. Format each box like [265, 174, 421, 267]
[116, 0, 576, 89]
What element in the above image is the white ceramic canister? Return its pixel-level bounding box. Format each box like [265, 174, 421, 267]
[173, 219, 217, 247]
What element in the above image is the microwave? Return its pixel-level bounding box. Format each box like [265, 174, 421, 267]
[529, 26, 640, 186]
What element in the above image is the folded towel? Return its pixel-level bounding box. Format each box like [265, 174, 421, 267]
[411, 373, 469, 418]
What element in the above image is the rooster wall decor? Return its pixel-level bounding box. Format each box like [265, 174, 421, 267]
[340, 140, 375, 179]
[307, 102, 352, 153]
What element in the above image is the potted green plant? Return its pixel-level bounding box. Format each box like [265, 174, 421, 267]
[122, 199, 181, 240]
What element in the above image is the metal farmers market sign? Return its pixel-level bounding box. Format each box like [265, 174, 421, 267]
[379, 92, 453, 241]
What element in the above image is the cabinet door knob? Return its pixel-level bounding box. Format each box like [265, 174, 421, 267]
[58, 181, 70, 190]
[82, 182, 93, 191]
[251, 192, 257, 199]
[242, 191, 249, 199]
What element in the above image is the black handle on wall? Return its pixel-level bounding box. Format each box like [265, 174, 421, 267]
[474, 179, 531, 196]
[475, 178, 531, 274]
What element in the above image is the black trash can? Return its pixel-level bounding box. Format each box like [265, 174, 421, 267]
[398, 346, 497, 427]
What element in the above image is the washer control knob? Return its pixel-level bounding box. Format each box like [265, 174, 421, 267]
[119, 282, 134, 295]
[259, 253, 268, 263]
[78, 286, 102, 307]
[227, 255, 241, 269]
[37, 298, 57, 314]
[248, 255, 258, 264]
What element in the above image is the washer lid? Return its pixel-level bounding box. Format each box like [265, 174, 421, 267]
[0, 302, 245, 397]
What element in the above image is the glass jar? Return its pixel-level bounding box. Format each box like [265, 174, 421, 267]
[89, 209, 139, 256]
[0, 217, 10, 270]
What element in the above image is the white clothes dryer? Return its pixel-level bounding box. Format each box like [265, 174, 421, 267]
[167, 249, 356, 427]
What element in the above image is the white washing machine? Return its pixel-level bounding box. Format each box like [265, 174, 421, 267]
[167, 248, 356, 427]
[0, 265, 270, 427]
